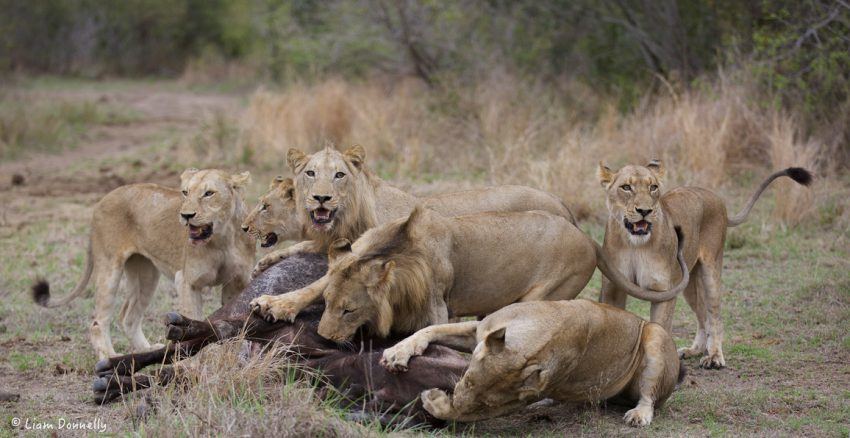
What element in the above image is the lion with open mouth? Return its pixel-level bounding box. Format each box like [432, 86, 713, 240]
[242, 176, 302, 249]
[33, 168, 255, 360]
[597, 160, 811, 368]
[249, 144, 577, 277]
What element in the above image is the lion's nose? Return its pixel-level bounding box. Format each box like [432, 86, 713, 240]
[313, 195, 332, 203]
[181, 212, 196, 220]
[636, 208, 652, 217]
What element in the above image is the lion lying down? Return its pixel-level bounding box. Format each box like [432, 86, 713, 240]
[381, 299, 684, 427]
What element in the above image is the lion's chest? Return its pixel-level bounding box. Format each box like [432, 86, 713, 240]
[614, 248, 672, 291]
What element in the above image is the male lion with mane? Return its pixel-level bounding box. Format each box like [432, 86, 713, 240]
[597, 160, 811, 368]
[33, 169, 255, 359]
[251, 206, 689, 342]
[249, 144, 577, 276]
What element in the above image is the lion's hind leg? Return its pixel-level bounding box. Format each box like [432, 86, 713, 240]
[679, 265, 707, 359]
[698, 259, 726, 369]
[119, 255, 161, 352]
[91, 260, 124, 360]
[623, 323, 680, 427]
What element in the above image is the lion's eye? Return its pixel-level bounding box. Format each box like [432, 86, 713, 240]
[650, 184, 659, 192]
[181, 190, 188, 196]
[342, 308, 355, 316]
[620, 184, 632, 192]
[261, 204, 269, 211]
[335, 171, 346, 179]
[305, 170, 315, 177]
[204, 191, 215, 197]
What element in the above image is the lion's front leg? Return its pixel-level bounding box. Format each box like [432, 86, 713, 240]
[175, 271, 204, 320]
[252, 240, 322, 279]
[380, 321, 479, 373]
[421, 388, 525, 422]
[250, 275, 329, 322]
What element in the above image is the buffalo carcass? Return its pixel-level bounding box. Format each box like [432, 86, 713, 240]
[92, 253, 467, 421]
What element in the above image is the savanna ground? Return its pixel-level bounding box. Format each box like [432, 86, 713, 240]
[0, 77, 848, 437]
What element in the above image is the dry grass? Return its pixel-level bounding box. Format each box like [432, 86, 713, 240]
[2, 77, 847, 437]
[237, 72, 822, 223]
[128, 340, 385, 437]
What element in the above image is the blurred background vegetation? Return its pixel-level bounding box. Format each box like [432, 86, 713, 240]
[1, 1, 847, 146]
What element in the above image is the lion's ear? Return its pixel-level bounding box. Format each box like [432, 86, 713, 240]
[328, 238, 352, 261]
[379, 260, 395, 284]
[400, 205, 428, 238]
[646, 159, 665, 182]
[518, 365, 548, 400]
[597, 162, 614, 188]
[366, 259, 395, 289]
[483, 327, 507, 354]
[287, 148, 309, 173]
[181, 167, 199, 183]
[230, 171, 251, 190]
[269, 175, 286, 191]
[343, 145, 366, 170]
[279, 178, 295, 200]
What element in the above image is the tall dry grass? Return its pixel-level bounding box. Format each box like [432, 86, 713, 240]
[236, 73, 821, 223]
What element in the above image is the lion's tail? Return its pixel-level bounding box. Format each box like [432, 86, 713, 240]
[727, 167, 812, 227]
[33, 239, 93, 308]
[677, 360, 687, 385]
[593, 227, 690, 303]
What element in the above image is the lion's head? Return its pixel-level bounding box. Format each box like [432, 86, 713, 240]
[316, 207, 433, 342]
[287, 145, 377, 247]
[598, 160, 665, 245]
[242, 176, 299, 248]
[179, 168, 251, 245]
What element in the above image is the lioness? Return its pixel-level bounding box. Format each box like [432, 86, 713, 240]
[34, 169, 255, 359]
[381, 299, 683, 427]
[241, 176, 301, 248]
[250, 145, 576, 276]
[597, 161, 812, 368]
[251, 206, 688, 342]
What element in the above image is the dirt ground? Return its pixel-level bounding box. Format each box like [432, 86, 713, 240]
[0, 80, 848, 437]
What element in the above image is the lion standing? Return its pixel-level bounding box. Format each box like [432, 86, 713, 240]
[597, 160, 811, 368]
[34, 169, 255, 359]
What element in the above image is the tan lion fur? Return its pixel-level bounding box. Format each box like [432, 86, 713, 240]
[34, 169, 255, 360]
[597, 161, 811, 368]
[251, 206, 688, 342]
[241, 176, 302, 248]
[380, 300, 683, 427]
[250, 144, 576, 276]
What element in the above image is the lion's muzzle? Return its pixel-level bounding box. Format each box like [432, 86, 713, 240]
[188, 223, 213, 244]
[624, 218, 652, 236]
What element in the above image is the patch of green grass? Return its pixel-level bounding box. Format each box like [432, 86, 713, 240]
[727, 343, 773, 361]
[7, 352, 47, 372]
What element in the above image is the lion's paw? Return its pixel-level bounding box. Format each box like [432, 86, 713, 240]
[699, 351, 726, 369]
[249, 295, 299, 323]
[624, 405, 654, 427]
[380, 337, 428, 373]
[421, 389, 453, 419]
[251, 255, 281, 279]
[677, 346, 704, 359]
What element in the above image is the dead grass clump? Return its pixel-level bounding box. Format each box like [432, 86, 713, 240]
[128, 339, 374, 436]
[238, 72, 821, 224]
